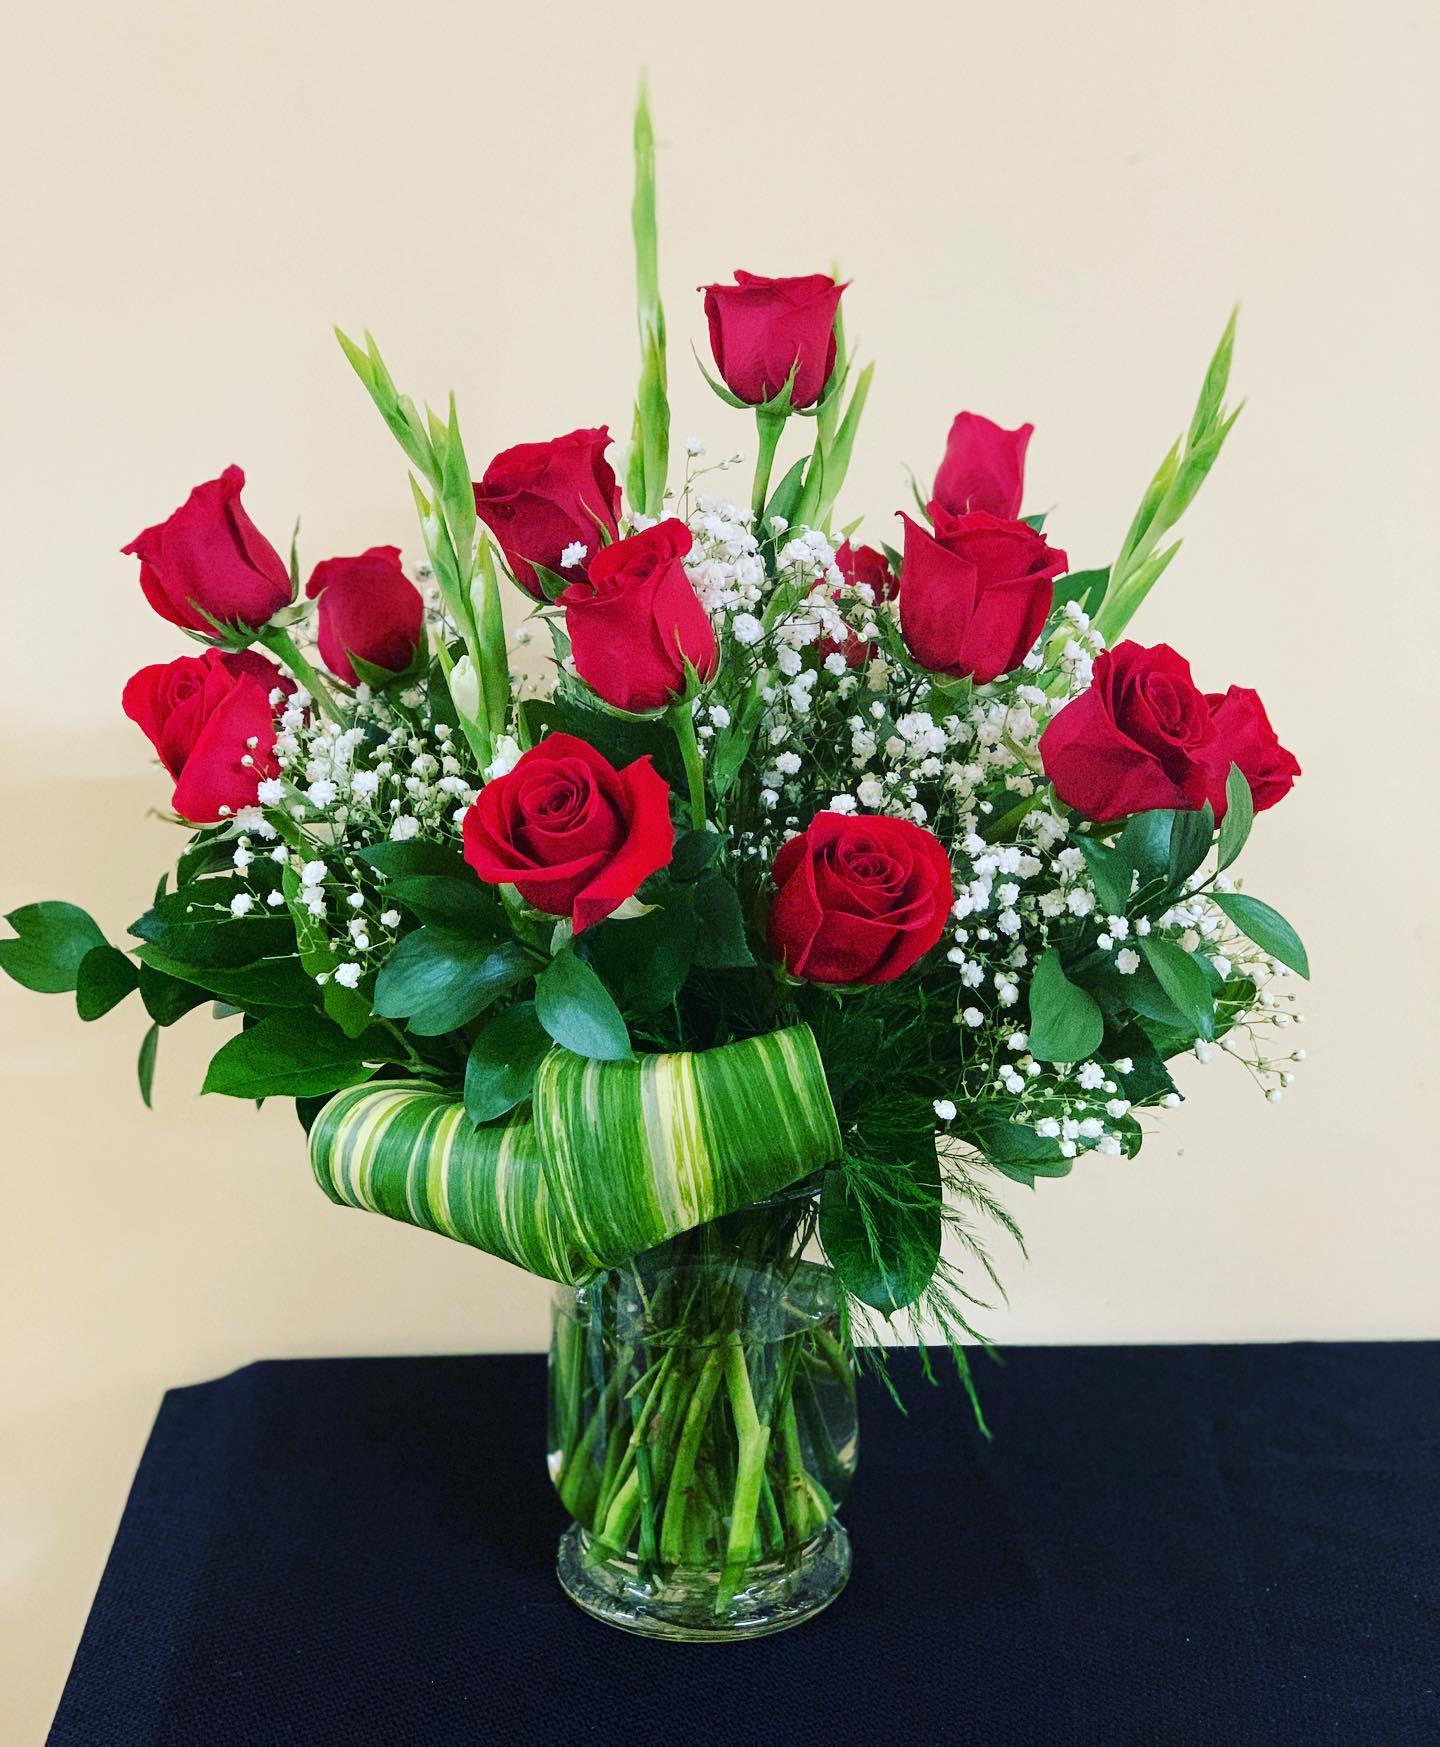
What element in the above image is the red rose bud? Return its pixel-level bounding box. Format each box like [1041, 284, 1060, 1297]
[931, 412, 1033, 519]
[768, 811, 953, 986]
[305, 545, 425, 686]
[1040, 641, 1227, 822]
[700, 271, 845, 409]
[122, 465, 293, 637]
[898, 509, 1066, 684]
[561, 519, 717, 714]
[472, 427, 621, 599]
[122, 648, 286, 823]
[1207, 686, 1301, 813]
[836, 540, 898, 603]
[462, 734, 674, 934]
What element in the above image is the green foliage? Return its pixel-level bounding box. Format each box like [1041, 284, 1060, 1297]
[464, 1001, 552, 1124]
[0, 902, 107, 994]
[139, 962, 211, 1026]
[520, 693, 687, 790]
[965, 1113, 1072, 1188]
[137, 1022, 160, 1108]
[820, 1138, 943, 1313]
[355, 840, 471, 882]
[384, 875, 504, 935]
[1139, 937, 1215, 1040]
[691, 871, 754, 969]
[133, 944, 318, 1010]
[1211, 892, 1309, 978]
[202, 1012, 383, 1099]
[1074, 834, 1132, 914]
[627, 80, 669, 519]
[535, 949, 632, 1060]
[585, 896, 696, 1017]
[373, 929, 532, 1036]
[1027, 949, 1105, 1063]
[1216, 767, 1254, 872]
[1094, 308, 1242, 641]
[1167, 802, 1215, 889]
[74, 945, 139, 1021]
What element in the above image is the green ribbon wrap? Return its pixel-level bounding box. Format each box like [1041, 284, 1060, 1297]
[307, 1023, 842, 1284]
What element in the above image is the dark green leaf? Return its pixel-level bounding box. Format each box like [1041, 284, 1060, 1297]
[1027, 949, 1105, 1063]
[967, 1113, 1072, 1187]
[1075, 835, 1132, 915]
[133, 945, 322, 1011]
[202, 1011, 381, 1099]
[534, 950, 632, 1060]
[670, 828, 722, 883]
[373, 929, 532, 1036]
[129, 890, 293, 969]
[137, 1022, 159, 1108]
[1107, 1026, 1179, 1105]
[519, 693, 685, 790]
[1117, 810, 1175, 892]
[1216, 766, 1254, 872]
[764, 456, 809, 528]
[1211, 892, 1309, 978]
[355, 840, 472, 882]
[74, 944, 139, 1021]
[463, 1001, 552, 1123]
[1139, 937, 1215, 1039]
[385, 874, 504, 935]
[584, 894, 696, 1016]
[691, 871, 754, 969]
[819, 1142, 942, 1313]
[1167, 803, 1215, 889]
[1049, 566, 1108, 618]
[0, 902, 107, 993]
[139, 961, 212, 1026]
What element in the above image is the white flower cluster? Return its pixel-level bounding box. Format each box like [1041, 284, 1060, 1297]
[221, 671, 482, 990]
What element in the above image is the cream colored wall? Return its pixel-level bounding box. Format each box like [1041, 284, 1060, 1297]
[3, 0, 1437, 1733]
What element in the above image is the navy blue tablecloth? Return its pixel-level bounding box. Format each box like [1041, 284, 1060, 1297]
[49, 1343, 1439, 1745]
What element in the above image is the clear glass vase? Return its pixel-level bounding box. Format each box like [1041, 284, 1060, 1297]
[547, 1199, 857, 1640]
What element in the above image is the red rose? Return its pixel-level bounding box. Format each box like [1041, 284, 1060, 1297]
[305, 545, 425, 685]
[560, 519, 717, 714]
[931, 413, 1033, 519]
[837, 539, 898, 603]
[1208, 686, 1301, 813]
[898, 508, 1067, 684]
[1040, 641, 1227, 822]
[122, 648, 285, 823]
[472, 428, 621, 599]
[462, 734, 674, 934]
[122, 465, 293, 636]
[700, 271, 845, 409]
[768, 812, 953, 986]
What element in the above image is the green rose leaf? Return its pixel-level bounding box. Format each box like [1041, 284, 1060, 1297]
[1167, 802, 1215, 890]
[819, 1140, 942, 1313]
[1075, 836, 1132, 916]
[1215, 766, 1254, 872]
[373, 929, 532, 1037]
[0, 902, 108, 994]
[463, 1001, 552, 1124]
[137, 1022, 160, 1108]
[1139, 937, 1215, 1039]
[385, 874, 505, 936]
[534, 950, 632, 1061]
[202, 1011, 382, 1100]
[1211, 892, 1309, 978]
[691, 871, 754, 969]
[1027, 948, 1105, 1064]
[355, 840, 472, 882]
[74, 944, 140, 1021]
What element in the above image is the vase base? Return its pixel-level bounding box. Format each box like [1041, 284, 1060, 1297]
[556, 1518, 851, 1641]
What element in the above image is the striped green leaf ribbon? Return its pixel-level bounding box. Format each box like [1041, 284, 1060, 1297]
[308, 1024, 841, 1284]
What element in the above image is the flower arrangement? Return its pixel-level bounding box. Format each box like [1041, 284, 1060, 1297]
[2, 90, 1307, 1638]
